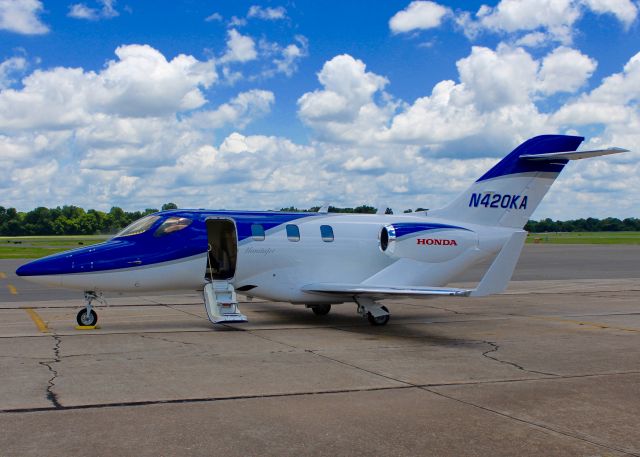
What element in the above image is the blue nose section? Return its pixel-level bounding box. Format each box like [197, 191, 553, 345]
[15, 240, 140, 277]
[16, 254, 72, 277]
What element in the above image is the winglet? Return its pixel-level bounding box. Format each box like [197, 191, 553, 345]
[471, 231, 527, 297]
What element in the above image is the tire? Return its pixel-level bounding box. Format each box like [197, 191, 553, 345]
[77, 309, 98, 326]
[311, 304, 331, 316]
[367, 305, 390, 326]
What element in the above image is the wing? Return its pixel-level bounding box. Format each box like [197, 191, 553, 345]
[302, 283, 471, 300]
[302, 230, 528, 301]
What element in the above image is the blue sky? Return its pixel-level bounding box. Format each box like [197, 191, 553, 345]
[0, 0, 638, 218]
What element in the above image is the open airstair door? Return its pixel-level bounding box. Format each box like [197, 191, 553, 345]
[206, 218, 237, 280]
[203, 219, 247, 323]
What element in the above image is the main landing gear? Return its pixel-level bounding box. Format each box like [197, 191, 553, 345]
[306, 299, 390, 326]
[356, 297, 390, 326]
[308, 304, 332, 316]
[76, 291, 105, 326]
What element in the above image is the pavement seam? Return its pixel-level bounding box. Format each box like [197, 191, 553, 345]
[0, 385, 417, 414]
[162, 304, 209, 321]
[420, 386, 639, 457]
[418, 370, 640, 387]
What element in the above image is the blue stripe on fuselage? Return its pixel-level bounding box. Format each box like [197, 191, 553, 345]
[390, 223, 471, 239]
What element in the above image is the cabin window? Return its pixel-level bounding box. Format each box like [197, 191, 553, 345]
[320, 225, 334, 242]
[114, 215, 160, 238]
[286, 224, 300, 242]
[154, 217, 192, 237]
[251, 224, 265, 241]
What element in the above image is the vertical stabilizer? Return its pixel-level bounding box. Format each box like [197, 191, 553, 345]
[429, 135, 584, 228]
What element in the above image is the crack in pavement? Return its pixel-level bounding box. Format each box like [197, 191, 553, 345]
[38, 334, 62, 409]
[481, 341, 557, 377]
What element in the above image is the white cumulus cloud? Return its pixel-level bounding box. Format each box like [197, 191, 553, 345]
[537, 46, 597, 94]
[221, 28, 258, 63]
[0, 56, 27, 90]
[205, 12, 222, 22]
[298, 54, 388, 122]
[68, 0, 119, 20]
[458, 0, 638, 45]
[0, 44, 217, 130]
[552, 51, 640, 127]
[0, 0, 48, 34]
[298, 45, 602, 153]
[247, 5, 287, 20]
[389, 1, 450, 34]
[581, 0, 637, 28]
[189, 89, 275, 129]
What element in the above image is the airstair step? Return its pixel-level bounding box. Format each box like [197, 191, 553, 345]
[203, 281, 247, 324]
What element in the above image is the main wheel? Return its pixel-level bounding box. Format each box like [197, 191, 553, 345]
[311, 304, 331, 316]
[367, 305, 390, 326]
[76, 309, 98, 326]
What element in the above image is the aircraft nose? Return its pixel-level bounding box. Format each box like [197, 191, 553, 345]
[16, 254, 71, 277]
[15, 261, 35, 276]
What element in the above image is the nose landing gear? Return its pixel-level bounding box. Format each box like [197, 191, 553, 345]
[76, 291, 104, 327]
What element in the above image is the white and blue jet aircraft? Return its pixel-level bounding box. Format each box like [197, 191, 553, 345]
[16, 135, 626, 327]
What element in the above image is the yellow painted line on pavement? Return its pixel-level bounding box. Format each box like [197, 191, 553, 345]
[0, 272, 6, 279]
[7, 284, 18, 295]
[25, 308, 49, 333]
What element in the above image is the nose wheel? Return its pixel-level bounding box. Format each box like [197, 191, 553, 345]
[77, 308, 98, 326]
[77, 291, 104, 327]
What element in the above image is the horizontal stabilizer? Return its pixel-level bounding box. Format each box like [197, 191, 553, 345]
[520, 147, 627, 161]
[302, 283, 471, 299]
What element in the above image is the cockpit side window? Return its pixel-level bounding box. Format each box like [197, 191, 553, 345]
[154, 217, 192, 237]
[114, 215, 160, 238]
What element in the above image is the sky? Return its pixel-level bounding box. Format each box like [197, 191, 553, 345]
[0, 0, 638, 219]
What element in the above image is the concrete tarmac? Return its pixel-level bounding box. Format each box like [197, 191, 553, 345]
[0, 246, 639, 456]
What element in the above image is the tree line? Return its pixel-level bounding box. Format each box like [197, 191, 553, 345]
[0, 204, 637, 236]
[0, 203, 177, 236]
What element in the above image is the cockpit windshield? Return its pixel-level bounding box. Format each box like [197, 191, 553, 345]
[114, 215, 160, 238]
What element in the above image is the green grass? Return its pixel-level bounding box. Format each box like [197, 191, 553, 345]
[0, 235, 109, 258]
[526, 231, 640, 245]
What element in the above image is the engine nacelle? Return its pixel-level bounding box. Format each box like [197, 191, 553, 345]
[379, 223, 477, 263]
